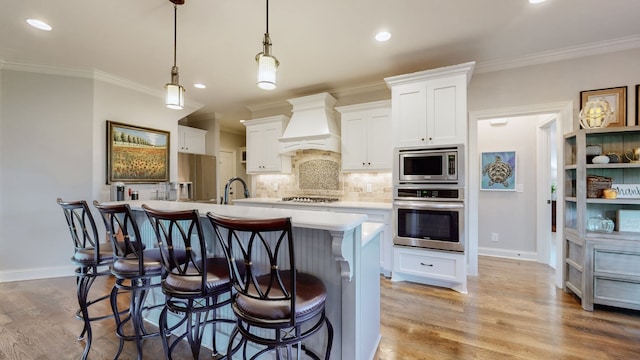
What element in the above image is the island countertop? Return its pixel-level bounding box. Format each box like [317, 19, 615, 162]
[110, 199, 368, 232]
[233, 197, 391, 211]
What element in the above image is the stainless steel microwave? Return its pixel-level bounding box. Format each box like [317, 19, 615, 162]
[394, 145, 463, 185]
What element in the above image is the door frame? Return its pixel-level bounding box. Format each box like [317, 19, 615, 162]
[536, 114, 558, 267]
[469, 101, 572, 288]
[217, 148, 237, 202]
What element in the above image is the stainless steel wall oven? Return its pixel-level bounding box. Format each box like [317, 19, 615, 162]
[393, 187, 465, 252]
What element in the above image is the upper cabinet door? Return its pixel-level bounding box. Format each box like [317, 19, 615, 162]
[426, 75, 467, 146]
[244, 115, 292, 174]
[338, 100, 392, 172]
[366, 107, 392, 170]
[178, 125, 206, 154]
[341, 112, 367, 170]
[391, 83, 428, 147]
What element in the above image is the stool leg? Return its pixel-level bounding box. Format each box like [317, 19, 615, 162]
[110, 284, 126, 360]
[76, 272, 92, 360]
[159, 305, 172, 360]
[130, 284, 146, 360]
[323, 316, 334, 360]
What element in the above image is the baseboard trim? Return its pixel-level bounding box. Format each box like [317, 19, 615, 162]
[0, 265, 74, 283]
[478, 247, 537, 261]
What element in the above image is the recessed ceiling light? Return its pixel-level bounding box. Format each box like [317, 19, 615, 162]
[375, 31, 391, 42]
[26, 19, 52, 31]
[529, 0, 546, 4]
[194, 83, 206, 89]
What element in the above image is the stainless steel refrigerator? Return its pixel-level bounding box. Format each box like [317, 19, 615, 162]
[178, 153, 217, 202]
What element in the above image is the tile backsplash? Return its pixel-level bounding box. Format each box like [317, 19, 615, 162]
[254, 149, 392, 202]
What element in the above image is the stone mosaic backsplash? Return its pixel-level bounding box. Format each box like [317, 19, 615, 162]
[254, 149, 392, 202]
[299, 159, 340, 190]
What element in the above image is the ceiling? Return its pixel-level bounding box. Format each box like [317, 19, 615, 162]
[2, 0, 640, 133]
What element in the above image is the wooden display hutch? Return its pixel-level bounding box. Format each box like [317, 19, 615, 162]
[564, 126, 640, 311]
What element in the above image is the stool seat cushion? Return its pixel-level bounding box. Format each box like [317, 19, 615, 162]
[72, 243, 114, 264]
[163, 257, 231, 295]
[112, 257, 162, 275]
[235, 271, 327, 322]
[143, 247, 188, 264]
[111, 248, 188, 276]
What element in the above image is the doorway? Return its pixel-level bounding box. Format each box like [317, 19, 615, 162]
[469, 101, 572, 288]
[218, 149, 236, 203]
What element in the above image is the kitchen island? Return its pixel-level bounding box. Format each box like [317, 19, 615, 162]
[107, 200, 382, 360]
[233, 198, 393, 276]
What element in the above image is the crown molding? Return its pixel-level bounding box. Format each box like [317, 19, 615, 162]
[475, 35, 640, 74]
[0, 60, 203, 109]
[2, 60, 94, 79]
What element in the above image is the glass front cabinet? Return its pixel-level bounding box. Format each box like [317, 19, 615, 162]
[563, 126, 640, 311]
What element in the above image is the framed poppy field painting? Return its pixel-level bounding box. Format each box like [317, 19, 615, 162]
[106, 121, 170, 184]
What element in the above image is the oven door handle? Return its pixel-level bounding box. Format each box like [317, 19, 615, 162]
[393, 200, 464, 210]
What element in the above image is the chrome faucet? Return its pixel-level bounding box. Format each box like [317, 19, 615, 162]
[223, 177, 250, 204]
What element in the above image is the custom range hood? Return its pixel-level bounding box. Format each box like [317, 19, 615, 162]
[279, 92, 341, 154]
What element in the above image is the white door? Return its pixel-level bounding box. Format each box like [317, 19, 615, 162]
[218, 149, 236, 203]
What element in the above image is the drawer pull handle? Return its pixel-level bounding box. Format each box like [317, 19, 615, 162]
[420, 262, 434, 267]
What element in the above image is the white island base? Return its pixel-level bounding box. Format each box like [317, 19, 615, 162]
[115, 200, 382, 360]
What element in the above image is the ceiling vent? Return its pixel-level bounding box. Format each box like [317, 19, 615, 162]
[279, 92, 340, 154]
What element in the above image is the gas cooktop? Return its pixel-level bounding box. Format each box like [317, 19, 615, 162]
[281, 197, 340, 203]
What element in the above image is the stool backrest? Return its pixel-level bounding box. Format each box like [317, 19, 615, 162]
[142, 205, 206, 292]
[57, 198, 104, 264]
[93, 202, 146, 273]
[207, 213, 297, 324]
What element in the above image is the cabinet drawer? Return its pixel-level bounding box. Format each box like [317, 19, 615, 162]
[394, 248, 464, 281]
[594, 277, 640, 309]
[594, 250, 640, 277]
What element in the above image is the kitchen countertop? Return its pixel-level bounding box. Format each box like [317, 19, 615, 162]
[107, 200, 368, 232]
[232, 197, 392, 210]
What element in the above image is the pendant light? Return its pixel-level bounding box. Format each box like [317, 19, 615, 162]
[165, 0, 185, 110]
[256, 0, 279, 90]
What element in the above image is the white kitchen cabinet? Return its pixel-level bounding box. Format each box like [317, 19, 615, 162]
[337, 100, 392, 172]
[244, 115, 292, 174]
[392, 246, 467, 294]
[385, 62, 474, 147]
[178, 125, 206, 154]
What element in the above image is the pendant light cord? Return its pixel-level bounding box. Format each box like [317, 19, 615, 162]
[173, 3, 177, 67]
[265, 0, 269, 35]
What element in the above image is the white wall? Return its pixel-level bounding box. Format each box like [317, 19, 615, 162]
[0, 68, 197, 282]
[92, 77, 195, 201]
[0, 70, 94, 280]
[469, 48, 640, 125]
[468, 47, 640, 266]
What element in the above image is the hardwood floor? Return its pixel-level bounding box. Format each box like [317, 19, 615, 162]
[1, 256, 638, 359]
[375, 256, 640, 360]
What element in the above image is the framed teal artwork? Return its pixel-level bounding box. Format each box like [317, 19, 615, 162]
[481, 151, 516, 191]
